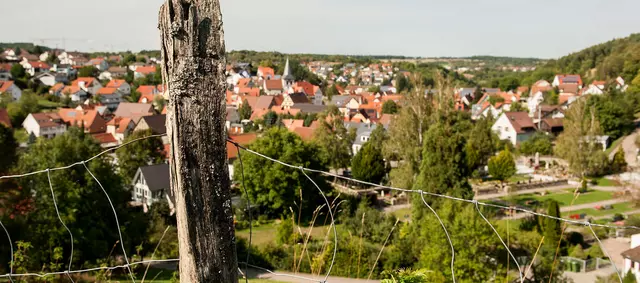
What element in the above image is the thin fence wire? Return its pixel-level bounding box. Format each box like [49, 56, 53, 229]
[0, 133, 637, 282]
[45, 169, 75, 281]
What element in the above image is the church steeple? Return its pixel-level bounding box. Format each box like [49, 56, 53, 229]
[282, 57, 295, 88]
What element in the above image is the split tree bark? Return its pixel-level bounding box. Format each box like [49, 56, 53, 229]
[159, 0, 238, 282]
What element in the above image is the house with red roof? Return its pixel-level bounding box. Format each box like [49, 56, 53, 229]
[491, 112, 536, 146]
[137, 85, 159, 104]
[72, 77, 102, 95]
[552, 75, 583, 88]
[91, 132, 119, 148]
[19, 60, 50, 76]
[134, 65, 157, 79]
[257, 66, 275, 80]
[0, 81, 22, 101]
[58, 108, 107, 134]
[106, 79, 131, 95]
[106, 117, 135, 143]
[88, 57, 109, 71]
[227, 133, 258, 176]
[264, 79, 285, 95]
[95, 87, 124, 110]
[61, 86, 88, 102]
[22, 113, 67, 138]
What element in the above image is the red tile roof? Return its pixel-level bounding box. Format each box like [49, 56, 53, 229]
[295, 81, 316, 96]
[504, 112, 535, 134]
[137, 85, 157, 96]
[30, 113, 63, 128]
[72, 77, 97, 87]
[58, 109, 107, 133]
[96, 87, 118, 95]
[227, 133, 258, 159]
[28, 61, 50, 69]
[0, 81, 15, 93]
[62, 86, 83, 95]
[50, 83, 64, 93]
[106, 79, 127, 88]
[91, 132, 117, 144]
[135, 66, 156, 75]
[258, 66, 275, 78]
[264, 79, 283, 90]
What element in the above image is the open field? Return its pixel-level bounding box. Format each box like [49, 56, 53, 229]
[501, 189, 613, 207]
[236, 222, 339, 247]
[563, 202, 635, 217]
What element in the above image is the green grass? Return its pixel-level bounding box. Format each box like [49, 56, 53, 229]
[605, 136, 625, 155]
[235, 222, 339, 247]
[391, 207, 412, 220]
[508, 174, 531, 183]
[591, 177, 620, 187]
[37, 97, 62, 108]
[563, 202, 636, 217]
[13, 128, 28, 143]
[501, 189, 613, 207]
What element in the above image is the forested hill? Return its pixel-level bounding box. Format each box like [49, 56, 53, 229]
[544, 33, 640, 82]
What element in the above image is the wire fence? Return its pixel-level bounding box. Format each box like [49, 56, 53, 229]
[0, 133, 636, 283]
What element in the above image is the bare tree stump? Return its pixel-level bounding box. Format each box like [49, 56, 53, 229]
[159, 0, 238, 282]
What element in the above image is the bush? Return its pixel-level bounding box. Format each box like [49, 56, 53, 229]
[569, 244, 586, 259]
[613, 213, 625, 222]
[586, 245, 604, 259]
[519, 133, 554, 156]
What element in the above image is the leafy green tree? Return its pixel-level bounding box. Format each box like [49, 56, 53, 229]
[233, 127, 329, 218]
[325, 84, 339, 100]
[510, 101, 527, 112]
[262, 111, 278, 128]
[153, 95, 166, 112]
[10, 64, 26, 79]
[11, 127, 148, 270]
[413, 120, 473, 203]
[78, 66, 99, 77]
[128, 89, 142, 103]
[623, 270, 637, 283]
[611, 148, 627, 173]
[238, 99, 252, 120]
[123, 54, 136, 65]
[382, 100, 399, 114]
[351, 142, 386, 184]
[396, 75, 411, 93]
[498, 76, 520, 91]
[381, 269, 445, 283]
[6, 90, 40, 126]
[465, 118, 498, 172]
[519, 133, 554, 156]
[368, 85, 381, 93]
[276, 215, 294, 245]
[303, 113, 316, 127]
[588, 93, 635, 140]
[488, 147, 516, 186]
[115, 129, 165, 183]
[313, 105, 355, 170]
[488, 95, 505, 106]
[0, 124, 17, 173]
[543, 89, 559, 105]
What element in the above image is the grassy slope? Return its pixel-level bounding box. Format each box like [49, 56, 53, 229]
[502, 189, 613, 207]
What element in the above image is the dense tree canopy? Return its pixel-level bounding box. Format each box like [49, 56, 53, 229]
[382, 100, 399, 114]
[233, 127, 329, 218]
[115, 129, 165, 183]
[0, 124, 17, 174]
[488, 147, 516, 184]
[351, 142, 386, 184]
[313, 106, 356, 170]
[519, 133, 554, 156]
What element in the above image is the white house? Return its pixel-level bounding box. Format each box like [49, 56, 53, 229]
[527, 91, 545, 116]
[72, 77, 102, 95]
[350, 123, 378, 155]
[491, 112, 537, 146]
[622, 233, 640, 281]
[131, 163, 175, 213]
[0, 81, 22, 101]
[57, 52, 86, 66]
[61, 86, 88, 102]
[105, 79, 131, 95]
[20, 59, 50, 76]
[582, 83, 605, 95]
[22, 113, 67, 138]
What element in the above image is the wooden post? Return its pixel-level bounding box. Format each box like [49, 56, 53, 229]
[158, 0, 238, 282]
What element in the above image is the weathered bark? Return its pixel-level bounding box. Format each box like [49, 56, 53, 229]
[158, 0, 238, 282]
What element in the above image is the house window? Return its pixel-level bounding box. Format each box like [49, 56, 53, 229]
[504, 127, 509, 132]
[361, 136, 368, 142]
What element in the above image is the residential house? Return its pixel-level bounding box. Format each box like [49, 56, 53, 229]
[22, 113, 67, 138]
[559, 93, 579, 109]
[99, 66, 128, 80]
[0, 108, 11, 128]
[51, 64, 77, 77]
[134, 66, 157, 79]
[530, 80, 553, 96]
[226, 108, 242, 134]
[257, 66, 275, 80]
[88, 58, 109, 71]
[350, 123, 379, 155]
[128, 62, 146, 72]
[539, 118, 564, 136]
[491, 112, 537, 146]
[552, 75, 582, 87]
[131, 163, 174, 212]
[61, 86, 88, 102]
[113, 103, 155, 121]
[557, 83, 579, 94]
[289, 104, 327, 114]
[76, 103, 109, 116]
[616, 76, 628, 92]
[20, 60, 50, 76]
[106, 117, 135, 143]
[71, 77, 102, 95]
[137, 85, 159, 103]
[58, 52, 87, 65]
[58, 108, 107, 133]
[95, 87, 124, 111]
[622, 233, 640, 281]
[134, 114, 169, 144]
[582, 81, 606, 95]
[294, 81, 323, 105]
[91, 132, 119, 148]
[263, 79, 284, 95]
[105, 79, 131, 95]
[227, 134, 258, 177]
[282, 93, 311, 109]
[2, 49, 19, 61]
[0, 64, 11, 81]
[0, 81, 22, 101]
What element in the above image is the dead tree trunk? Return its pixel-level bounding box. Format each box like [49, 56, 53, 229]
[158, 0, 238, 282]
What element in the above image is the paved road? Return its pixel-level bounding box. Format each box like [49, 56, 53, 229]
[609, 128, 639, 167]
[248, 269, 375, 283]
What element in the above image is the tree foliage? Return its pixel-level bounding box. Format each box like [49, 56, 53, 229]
[313, 105, 355, 170]
[465, 118, 498, 172]
[611, 148, 628, 173]
[78, 66, 99, 78]
[233, 127, 329, 218]
[488, 147, 516, 184]
[115, 129, 165, 183]
[351, 142, 386, 184]
[238, 99, 252, 120]
[382, 100, 399, 114]
[519, 133, 554, 156]
[6, 90, 40, 126]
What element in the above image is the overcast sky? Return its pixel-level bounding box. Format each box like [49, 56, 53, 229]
[4, 0, 640, 59]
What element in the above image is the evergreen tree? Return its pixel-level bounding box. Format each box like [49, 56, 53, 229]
[27, 132, 36, 145]
[465, 117, 498, 172]
[611, 148, 628, 173]
[238, 99, 253, 120]
[313, 105, 355, 170]
[381, 100, 399, 114]
[351, 142, 386, 184]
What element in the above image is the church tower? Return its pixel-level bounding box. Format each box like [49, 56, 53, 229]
[282, 57, 295, 89]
